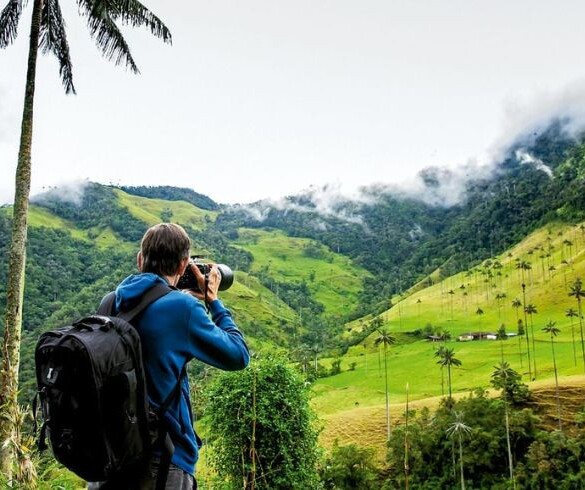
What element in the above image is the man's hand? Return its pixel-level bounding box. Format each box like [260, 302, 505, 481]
[189, 262, 221, 303]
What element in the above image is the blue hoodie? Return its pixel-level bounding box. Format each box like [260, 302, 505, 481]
[114, 273, 250, 475]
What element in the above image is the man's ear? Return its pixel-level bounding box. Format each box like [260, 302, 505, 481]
[137, 252, 143, 272]
[178, 257, 189, 276]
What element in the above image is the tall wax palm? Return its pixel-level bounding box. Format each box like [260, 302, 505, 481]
[515, 260, 531, 286]
[496, 324, 507, 362]
[524, 303, 538, 379]
[448, 289, 455, 320]
[512, 298, 524, 367]
[495, 292, 507, 321]
[565, 307, 579, 367]
[569, 278, 585, 372]
[375, 328, 395, 440]
[436, 347, 462, 404]
[475, 306, 484, 329]
[490, 362, 517, 490]
[446, 412, 472, 490]
[511, 298, 522, 322]
[516, 262, 532, 378]
[542, 321, 562, 431]
[0, 0, 170, 475]
[434, 344, 447, 397]
[516, 319, 525, 368]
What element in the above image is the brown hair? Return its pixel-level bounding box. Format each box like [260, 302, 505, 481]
[140, 223, 191, 276]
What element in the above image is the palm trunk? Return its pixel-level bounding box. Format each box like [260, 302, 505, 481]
[448, 364, 452, 401]
[0, 0, 44, 477]
[503, 400, 515, 489]
[458, 434, 465, 490]
[551, 337, 562, 432]
[404, 383, 409, 490]
[529, 315, 537, 379]
[384, 345, 390, 439]
[522, 287, 532, 379]
[570, 318, 577, 367]
[518, 335, 523, 368]
[578, 300, 585, 373]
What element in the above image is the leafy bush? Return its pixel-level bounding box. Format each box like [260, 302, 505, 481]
[320, 442, 380, 489]
[203, 356, 321, 489]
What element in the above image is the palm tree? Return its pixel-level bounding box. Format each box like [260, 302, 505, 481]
[436, 347, 462, 404]
[496, 324, 507, 362]
[512, 298, 524, 367]
[0, 0, 170, 474]
[515, 260, 532, 286]
[524, 303, 538, 379]
[565, 307, 579, 367]
[495, 292, 507, 321]
[434, 345, 447, 397]
[375, 328, 396, 440]
[475, 307, 484, 329]
[310, 344, 320, 373]
[490, 362, 517, 490]
[446, 411, 472, 490]
[542, 321, 562, 431]
[520, 286, 532, 379]
[569, 278, 585, 372]
[511, 298, 522, 321]
[447, 289, 455, 320]
[516, 319, 525, 368]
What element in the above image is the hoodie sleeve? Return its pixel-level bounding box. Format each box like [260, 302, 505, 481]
[186, 298, 250, 370]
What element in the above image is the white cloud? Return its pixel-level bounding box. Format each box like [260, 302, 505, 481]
[515, 150, 553, 178]
[31, 180, 90, 206]
[489, 82, 585, 163]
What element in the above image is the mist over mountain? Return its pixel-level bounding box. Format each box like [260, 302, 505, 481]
[214, 117, 585, 301]
[17, 108, 585, 314]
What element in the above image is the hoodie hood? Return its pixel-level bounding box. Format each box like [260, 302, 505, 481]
[115, 273, 169, 312]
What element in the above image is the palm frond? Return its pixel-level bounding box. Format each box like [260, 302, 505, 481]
[0, 0, 24, 48]
[77, 0, 139, 73]
[40, 0, 75, 93]
[109, 0, 171, 44]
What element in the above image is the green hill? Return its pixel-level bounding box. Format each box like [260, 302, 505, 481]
[310, 220, 585, 419]
[1, 185, 372, 401]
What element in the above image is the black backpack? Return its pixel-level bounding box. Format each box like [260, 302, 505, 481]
[34, 282, 182, 489]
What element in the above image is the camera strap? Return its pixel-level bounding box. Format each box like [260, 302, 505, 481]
[204, 271, 210, 309]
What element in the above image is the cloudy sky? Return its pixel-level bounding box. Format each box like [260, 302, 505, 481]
[2, 0, 585, 205]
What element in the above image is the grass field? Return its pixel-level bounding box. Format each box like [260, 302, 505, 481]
[311, 221, 585, 450]
[114, 189, 218, 230]
[235, 228, 370, 317]
[6, 205, 129, 250]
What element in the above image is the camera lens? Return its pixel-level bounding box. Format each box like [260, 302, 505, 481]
[217, 264, 234, 291]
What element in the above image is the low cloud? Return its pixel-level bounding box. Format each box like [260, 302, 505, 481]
[235, 183, 374, 227]
[515, 149, 553, 178]
[31, 180, 90, 206]
[372, 161, 497, 208]
[490, 82, 585, 162]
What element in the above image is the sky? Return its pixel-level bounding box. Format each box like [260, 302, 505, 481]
[2, 0, 585, 205]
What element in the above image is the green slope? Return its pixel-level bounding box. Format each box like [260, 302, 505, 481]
[311, 220, 585, 415]
[114, 189, 218, 230]
[235, 228, 370, 317]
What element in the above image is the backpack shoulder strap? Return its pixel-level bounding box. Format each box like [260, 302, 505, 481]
[97, 291, 117, 316]
[96, 282, 172, 321]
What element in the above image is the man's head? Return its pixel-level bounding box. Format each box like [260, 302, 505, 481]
[138, 223, 191, 276]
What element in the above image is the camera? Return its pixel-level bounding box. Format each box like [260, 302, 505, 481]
[177, 257, 234, 292]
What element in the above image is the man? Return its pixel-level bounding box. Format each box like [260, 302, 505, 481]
[90, 222, 250, 489]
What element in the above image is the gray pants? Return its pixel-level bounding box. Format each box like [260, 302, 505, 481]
[88, 459, 195, 490]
